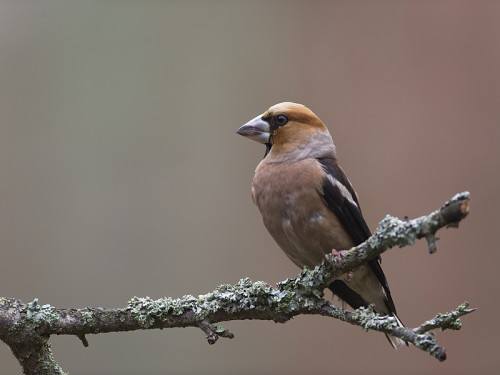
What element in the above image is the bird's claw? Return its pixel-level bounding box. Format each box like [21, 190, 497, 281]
[331, 248, 348, 259]
[345, 271, 354, 282]
[331, 248, 353, 282]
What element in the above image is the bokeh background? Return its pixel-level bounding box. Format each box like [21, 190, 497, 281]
[0, 1, 498, 374]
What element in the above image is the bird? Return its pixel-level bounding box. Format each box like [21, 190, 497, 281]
[236, 102, 406, 348]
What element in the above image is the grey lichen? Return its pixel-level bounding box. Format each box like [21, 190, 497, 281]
[413, 332, 446, 361]
[0, 192, 473, 374]
[350, 305, 400, 332]
[14, 299, 60, 331]
[39, 340, 68, 375]
[417, 302, 473, 333]
[374, 215, 418, 248]
[128, 296, 182, 328]
[275, 268, 332, 313]
[80, 309, 94, 325]
[127, 275, 331, 330]
[207, 278, 276, 314]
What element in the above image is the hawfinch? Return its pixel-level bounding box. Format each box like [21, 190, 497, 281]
[237, 102, 406, 348]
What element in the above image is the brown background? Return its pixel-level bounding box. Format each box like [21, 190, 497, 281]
[0, 1, 498, 374]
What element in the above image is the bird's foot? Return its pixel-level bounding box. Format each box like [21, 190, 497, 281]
[331, 248, 353, 282]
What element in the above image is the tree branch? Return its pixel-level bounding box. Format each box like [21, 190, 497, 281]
[0, 192, 473, 374]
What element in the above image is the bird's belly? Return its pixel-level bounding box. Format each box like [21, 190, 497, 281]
[252, 161, 354, 269]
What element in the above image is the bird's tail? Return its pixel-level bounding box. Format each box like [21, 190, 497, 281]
[385, 313, 408, 349]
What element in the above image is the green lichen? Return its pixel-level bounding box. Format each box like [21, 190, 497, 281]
[80, 309, 94, 325]
[13, 298, 60, 331]
[127, 274, 330, 328]
[420, 302, 470, 332]
[128, 297, 175, 328]
[349, 305, 399, 332]
[0, 297, 23, 310]
[39, 340, 68, 375]
[274, 268, 331, 313]
[413, 332, 445, 360]
[451, 318, 462, 330]
[199, 278, 286, 317]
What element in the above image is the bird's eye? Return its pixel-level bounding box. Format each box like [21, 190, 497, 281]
[275, 114, 288, 126]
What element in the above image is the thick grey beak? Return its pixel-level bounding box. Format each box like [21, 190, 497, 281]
[236, 114, 270, 144]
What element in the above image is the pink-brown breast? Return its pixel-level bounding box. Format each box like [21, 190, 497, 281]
[252, 158, 355, 269]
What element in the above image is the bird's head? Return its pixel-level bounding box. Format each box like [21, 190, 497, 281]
[236, 102, 335, 161]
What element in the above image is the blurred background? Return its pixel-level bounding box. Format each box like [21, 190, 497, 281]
[0, 1, 498, 374]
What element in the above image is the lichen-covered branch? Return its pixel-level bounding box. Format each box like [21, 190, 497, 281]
[0, 192, 472, 374]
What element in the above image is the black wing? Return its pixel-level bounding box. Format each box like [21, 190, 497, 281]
[317, 157, 397, 314]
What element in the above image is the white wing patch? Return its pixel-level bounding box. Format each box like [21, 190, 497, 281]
[325, 174, 359, 207]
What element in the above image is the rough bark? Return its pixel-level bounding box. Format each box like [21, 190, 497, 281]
[0, 192, 473, 374]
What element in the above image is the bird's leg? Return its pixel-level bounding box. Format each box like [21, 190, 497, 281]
[331, 248, 353, 282]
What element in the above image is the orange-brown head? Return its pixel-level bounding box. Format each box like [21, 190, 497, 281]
[237, 102, 335, 162]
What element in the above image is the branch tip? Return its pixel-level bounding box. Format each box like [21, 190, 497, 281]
[77, 334, 89, 348]
[440, 191, 470, 224]
[198, 320, 234, 345]
[425, 234, 437, 254]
